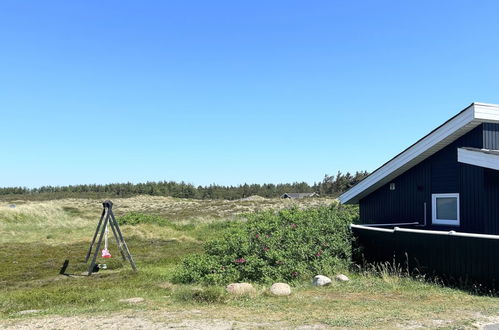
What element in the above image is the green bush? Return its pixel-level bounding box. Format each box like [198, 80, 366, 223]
[173, 204, 358, 284]
[116, 212, 170, 226]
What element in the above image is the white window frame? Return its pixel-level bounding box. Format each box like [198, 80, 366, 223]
[431, 193, 460, 226]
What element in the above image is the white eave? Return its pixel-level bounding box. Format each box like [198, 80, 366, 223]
[458, 147, 499, 171]
[340, 102, 499, 204]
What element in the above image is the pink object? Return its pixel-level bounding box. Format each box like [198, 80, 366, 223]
[102, 249, 112, 259]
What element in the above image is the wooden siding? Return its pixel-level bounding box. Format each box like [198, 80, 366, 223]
[359, 161, 429, 224]
[484, 169, 499, 234]
[483, 123, 499, 149]
[359, 125, 489, 233]
[352, 226, 499, 288]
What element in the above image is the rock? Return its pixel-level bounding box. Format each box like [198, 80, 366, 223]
[119, 297, 145, 304]
[312, 275, 332, 286]
[335, 274, 350, 282]
[269, 283, 291, 296]
[226, 283, 256, 295]
[16, 309, 40, 315]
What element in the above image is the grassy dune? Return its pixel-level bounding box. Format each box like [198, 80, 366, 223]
[0, 195, 333, 244]
[1, 196, 499, 328]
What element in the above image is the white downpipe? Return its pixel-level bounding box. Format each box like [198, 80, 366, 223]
[415, 202, 427, 227]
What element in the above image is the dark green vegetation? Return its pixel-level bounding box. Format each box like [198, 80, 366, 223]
[0, 215, 215, 315]
[0, 171, 368, 201]
[174, 205, 357, 284]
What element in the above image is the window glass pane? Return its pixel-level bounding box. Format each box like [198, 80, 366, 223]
[436, 197, 457, 220]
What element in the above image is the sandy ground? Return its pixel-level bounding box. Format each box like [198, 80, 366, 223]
[4, 309, 499, 329]
[4, 310, 499, 329]
[1, 310, 297, 330]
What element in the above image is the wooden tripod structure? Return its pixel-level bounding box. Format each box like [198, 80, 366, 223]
[85, 200, 137, 275]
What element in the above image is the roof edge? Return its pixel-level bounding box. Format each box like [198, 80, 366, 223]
[340, 102, 499, 204]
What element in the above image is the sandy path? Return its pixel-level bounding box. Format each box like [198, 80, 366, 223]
[4, 310, 499, 329]
[1, 310, 290, 329]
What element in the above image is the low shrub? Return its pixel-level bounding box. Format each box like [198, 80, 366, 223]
[173, 204, 358, 284]
[116, 212, 170, 226]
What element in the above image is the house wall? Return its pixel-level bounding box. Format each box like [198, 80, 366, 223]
[482, 123, 499, 233]
[359, 124, 489, 233]
[483, 123, 499, 149]
[484, 169, 499, 234]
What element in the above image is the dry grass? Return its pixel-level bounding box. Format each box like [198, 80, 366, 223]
[0, 202, 94, 244]
[46, 195, 337, 220]
[0, 196, 337, 244]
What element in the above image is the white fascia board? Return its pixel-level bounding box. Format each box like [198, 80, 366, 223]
[458, 148, 499, 171]
[474, 103, 499, 123]
[340, 103, 499, 204]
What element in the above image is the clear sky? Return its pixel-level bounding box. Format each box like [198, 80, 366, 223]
[1, 1, 498, 188]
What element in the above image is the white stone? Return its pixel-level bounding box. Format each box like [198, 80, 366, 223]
[269, 283, 291, 296]
[312, 275, 332, 286]
[226, 283, 256, 295]
[119, 297, 145, 304]
[16, 310, 41, 315]
[335, 274, 350, 282]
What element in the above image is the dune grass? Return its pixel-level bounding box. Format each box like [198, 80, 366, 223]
[1, 196, 499, 328]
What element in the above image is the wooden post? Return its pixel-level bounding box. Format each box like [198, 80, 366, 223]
[85, 200, 137, 275]
[108, 217, 127, 261]
[109, 209, 137, 271]
[85, 206, 106, 263]
[87, 213, 109, 275]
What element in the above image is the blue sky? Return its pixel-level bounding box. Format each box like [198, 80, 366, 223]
[1, 1, 498, 188]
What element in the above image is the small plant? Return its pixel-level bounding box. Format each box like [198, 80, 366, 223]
[173, 204, 358, 284]
[116, 212, 170, 226]
[173, 286, 228, 304]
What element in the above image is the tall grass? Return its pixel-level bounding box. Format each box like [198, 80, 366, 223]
[0, 196, 338, 244]
[0, 202, 93, 244]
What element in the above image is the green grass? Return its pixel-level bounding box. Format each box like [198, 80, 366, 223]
[1, 197, 499, 328]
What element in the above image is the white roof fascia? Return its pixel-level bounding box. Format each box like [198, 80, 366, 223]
[458, 148, 499, 171]
[475, 102, 499, 122]
[340, 102, 499, 204]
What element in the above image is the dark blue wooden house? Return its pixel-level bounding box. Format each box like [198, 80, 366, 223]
[340, 103, 499, 286]
[340, 102, 499, 234]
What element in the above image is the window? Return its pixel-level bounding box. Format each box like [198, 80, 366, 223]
[431, 193, 460, 226]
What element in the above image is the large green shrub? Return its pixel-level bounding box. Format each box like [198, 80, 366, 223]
[173, 204, 358, 284]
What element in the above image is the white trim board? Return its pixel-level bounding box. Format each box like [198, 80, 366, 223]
[340, 102, 499, 204]
[458, 148, 499, 171]
[431, 193, 460, 226]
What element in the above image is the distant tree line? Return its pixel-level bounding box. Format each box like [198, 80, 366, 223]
[0, 171, 368, 201]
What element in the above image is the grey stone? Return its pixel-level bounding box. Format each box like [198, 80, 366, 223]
[335, 274, 350, 282]
[269, 283, 291, 296]
[312, 275, 332, 286]
[226, 283, 256, 295]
